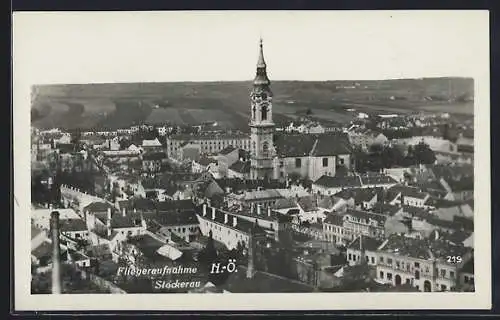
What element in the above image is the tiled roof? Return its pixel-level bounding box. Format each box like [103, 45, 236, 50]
[196, 156, 217, 166]
[32, 241, 56, 259]
[317, 196, 344, 210]
[142, 138, 162, 147]
[84, 201, 114, 213]
[377, 234, 433, 259]
[148, 210, 199, 227]
[243, 189, 284, 201]
[442, 230, 473, 245]
[214, 178, 286, 192]
[347, 235, 383, 251]
[387, 185, 429, 200]
[274, 133, 352, 158]
[229, 160, 251, 174]
[157, 199, 196, 212]
[297, 196, 318, 212]
[313, 175, 362, 189]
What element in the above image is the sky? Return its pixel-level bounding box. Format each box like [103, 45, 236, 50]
[13, 10, 489, 84]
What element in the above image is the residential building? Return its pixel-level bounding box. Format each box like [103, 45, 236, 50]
[166, 133, 251, 160]
[346, 235, 384, 266]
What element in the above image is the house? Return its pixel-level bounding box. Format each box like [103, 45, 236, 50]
[317, 195, 354, 214]
[312, 175, 362, 196]
[142, 152, 168, 173]
[458, 257, 475, 291]
[346, 235, 384, 266]
[386, 185, 430, 208]
[323, 213, 346, 245]
[296, 196, 325, 223]
[348, 128, 388, 151]
[141, 138, 163, 152]
[166, 133, 251, 160]
[192, 156, 218, 173]
[144, 209, 200, 243]
[394, 136, 458, 154]
[195, 204, 269, 250]
[31, 208, 81, 230]
[342, 209, 388, 241]
[274, 132, 353, 181]
[375, 234, 473, 292]
[179, 142, 202, 162]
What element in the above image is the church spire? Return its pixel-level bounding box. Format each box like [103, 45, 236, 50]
[257, 38, 266, 68]
[253, 38, 270, 87]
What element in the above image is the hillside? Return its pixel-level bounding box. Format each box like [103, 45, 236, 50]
[31, 78, 474, 130]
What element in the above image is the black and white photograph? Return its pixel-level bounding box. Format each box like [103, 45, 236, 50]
[13, 10, 490, 310]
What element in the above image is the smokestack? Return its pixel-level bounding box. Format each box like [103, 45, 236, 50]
[50, 211, 62, 294]
[107, 207, 112, 237]
[246, 233, 254, 279]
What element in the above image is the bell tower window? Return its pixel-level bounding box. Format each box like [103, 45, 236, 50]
[261, 105, 268, 121]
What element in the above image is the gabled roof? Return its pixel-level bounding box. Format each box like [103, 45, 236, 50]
[274, 133, 352, 158]
[60, 218, 87, 232]
[142, 152, 167, 161]
[317, 195, 344, 210]
[229, 160, 251, 174]
[142, 138, 162, 147]
[387, 185, 429, 200]
[83, 201, 114, 213]
[219, 146, 236, 155]
[297, 196, 318, 212]
[272, 198, 298, 210]
[323, 213, 344, 226]
[369, 202, 401, 216]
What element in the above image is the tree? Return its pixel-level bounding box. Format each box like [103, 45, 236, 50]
[408, 142, 436, 165]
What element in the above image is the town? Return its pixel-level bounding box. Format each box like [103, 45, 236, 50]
[30, 40, 475, 294]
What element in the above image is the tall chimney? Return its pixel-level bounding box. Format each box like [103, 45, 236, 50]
[246, 233, 255, 279]
[107, 207, 112, 237]
[224, 213, 228, 224]
[50, 211, 62, 294]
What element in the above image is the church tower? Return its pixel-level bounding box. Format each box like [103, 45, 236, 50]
[250, 39, 277, 180]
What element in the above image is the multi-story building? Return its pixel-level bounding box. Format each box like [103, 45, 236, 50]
[195, 203, 269, 250]
[166, 133, 251, 160]
[375, 234, 473, 292]
[346, 235, 384, 266]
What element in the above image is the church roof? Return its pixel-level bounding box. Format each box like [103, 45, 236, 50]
[274, 133, 352, 158]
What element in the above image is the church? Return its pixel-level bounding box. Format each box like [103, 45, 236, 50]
[249, 39, 353, 182]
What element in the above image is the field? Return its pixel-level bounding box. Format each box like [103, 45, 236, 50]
[31, 78, 474, 130]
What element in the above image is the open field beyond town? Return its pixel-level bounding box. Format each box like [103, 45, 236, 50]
[31, 78, 474, 130]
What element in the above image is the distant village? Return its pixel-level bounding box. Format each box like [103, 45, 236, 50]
[30, 41, 475, 294]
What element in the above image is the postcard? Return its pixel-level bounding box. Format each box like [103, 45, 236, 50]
[13, 10, 491, 311]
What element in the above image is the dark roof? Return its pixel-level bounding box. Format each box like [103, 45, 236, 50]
[157, 199, 196, 213]
[353, 187, 384, 204]
[348, 235, 383, 251]
[317, 195, 344, 210]
[274, 132, 352, 158]
[214, 178, 286, 192]
[369, 202, 401, 216]
[127, 234, 165, 259]
[229, 160, 251, 174]
[219, 146, 236, 155]
[461, 257, 474, 274]
[424, 197, 462, 208]
[442, 230, 473, 245]
[142, 152, 167, 161]
[148, 210, 199, 227]
[220, 266, 314, 293]
[323, 213, 344, 226]
[297, 196, 318, 212]
[60, 218, 87, 232]
[271, 198, 298, 210]
[197, 156, 217, 166]
[84, 201, 114, 213]
[314, 175, 362, 189]
[360, 174, 398, 186]
[32, 241, 56, 259]
[377, 234, 432, 259]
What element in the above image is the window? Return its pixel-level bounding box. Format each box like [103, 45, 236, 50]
[348, 253, 352, 260]
[295, 158, 301, 168]
[353, 255, 356, 261]
[322, 158, 328, 167]
[440, 269, 446, 278]
[371, 257, 375, 264]
[396, 261, 400, 269]
[380, 271, 384, 278]
[365, 256, 368, 262]
[339, 158, 344, 165]
[387, 258, 393, 265]
[380, 256, 384, 263]
[387, 273, 393, 281]
[450, 271, 455, 279]
[415, 270, 420, 280]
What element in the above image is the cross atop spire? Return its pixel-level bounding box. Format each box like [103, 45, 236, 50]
[257, 38, 266, 68]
